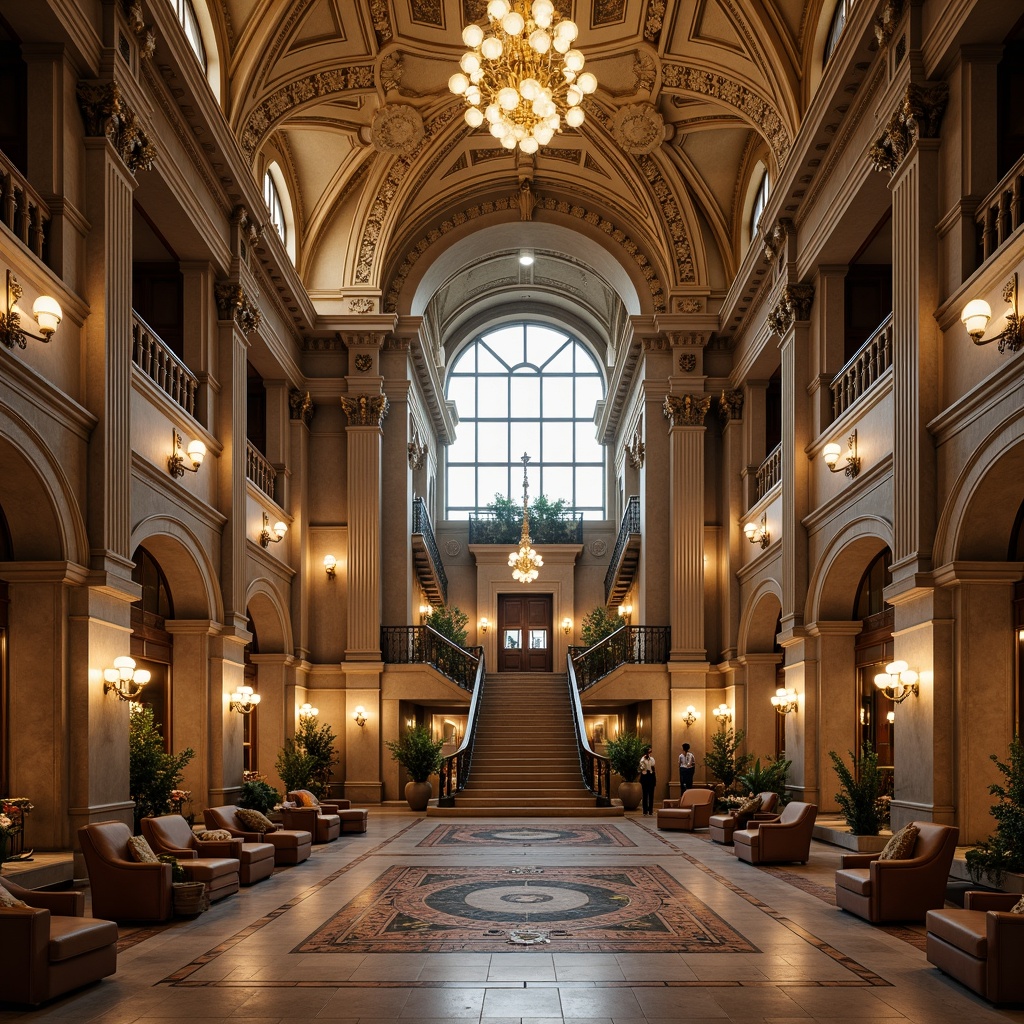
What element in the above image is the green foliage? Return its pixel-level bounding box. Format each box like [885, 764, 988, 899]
[425, 604, 469, 647]
[158, 853, 186, 882]
[129, 706, 195, 834]
[275, 716, 338, 798]
[604, 731, 647, 783]
[275, 738, 315, 794]
[580, 606, 624, 647]
[829, 743, 884, 836]
[966, 734, 1024, 884]
[238, 779, 281, 814]
[472, 493, 579, 544]
[737, 755, 792, 803]
[704, 728, 753, 791]
[386, 725, 445, 783]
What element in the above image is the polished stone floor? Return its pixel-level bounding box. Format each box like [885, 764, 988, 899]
[4, 809, 1024, 1023]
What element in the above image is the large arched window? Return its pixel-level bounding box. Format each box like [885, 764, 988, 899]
[263, 171, 285, 244]
[823, 0, 853, 66]
[750, 168, 770, 240]
[445, 323, 606, 518]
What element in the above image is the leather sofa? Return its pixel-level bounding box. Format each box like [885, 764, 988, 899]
[834, 821, 958, 922]
[926, 891, 1024, 1005]
[288, 789, 368, 834]
[0, 878, 118, 1006]
[733, 801, 817, 864]
[78, 821, 173, 922]
[709, 792, 780, 844]
[656, 787, 716, 831]
[142, 814, 262, 891]
[204, 805, 312, 865]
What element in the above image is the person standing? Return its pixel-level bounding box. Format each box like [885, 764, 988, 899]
[678, 742, 696, 794]
[639, 745, 657, 815]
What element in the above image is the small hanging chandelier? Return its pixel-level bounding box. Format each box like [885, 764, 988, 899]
[509, 452, 543, 583]
[449, 0, 597, 154]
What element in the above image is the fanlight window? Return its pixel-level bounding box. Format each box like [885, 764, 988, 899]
[169, 0, 206, 68]
[263, 172, 286, 245]
[750, 168, 770, 239]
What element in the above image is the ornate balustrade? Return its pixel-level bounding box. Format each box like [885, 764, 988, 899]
[412, 496, 448, 605]
[569, 625, 671, 691]
[0, 153, 50, 263]
[755, 443, 782, 500]
[830, 313, 893, 420]
[246, 442, 276, 498]
[380, 625, 482, 691]
[976, 152, 1024, 266]
[468, 511, 583, 544]
[566, 653, 612, 805]
[131, 312, 198, 416]
[604, 494, 640, 603]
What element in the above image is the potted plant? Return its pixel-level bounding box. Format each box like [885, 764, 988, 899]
[966, 735, 1024, 885]
[737, 755, 792, 804]
[129, 706, 195, 834]
[704, 727, 753, 805]
[580, 606, 624, 647]
[275, 716, 338, 799]
[604, 731, 646, 810]
[386, 725, 445, 810]
[238, 777, 281, 814]
[829, 742, 885, 836]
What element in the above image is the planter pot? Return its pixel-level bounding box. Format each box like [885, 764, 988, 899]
[172, 881, 209, 916]
[405, 780, 432, 811]
[618, 780, 642, 811]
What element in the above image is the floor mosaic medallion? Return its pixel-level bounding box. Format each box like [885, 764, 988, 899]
[416, 824, 636, 848]
[294, 864, 758, 954]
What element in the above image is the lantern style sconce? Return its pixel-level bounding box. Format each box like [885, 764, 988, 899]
[298, 702, 319, 722]
[618, 603, 632, 623]
[961, 273, 1023, 353]
[229, 685, 261, 714]
[323, 554, 337, 579]
[744, 513, 770, 549]
[103, 656, 151, 701]
[0, 270, 62, 349]
[353, 705, 368, 728]
[873, 660, 919, 703]
[168, 429, 207, 478]
[771, 686, 798, 715]
[713, 703, 733, 725]
[822, 430, 860, 479]
[259, 511, 288, 547]
[419, 604, 434, 623]
[479, 616, 489, 634]
[562, 616, 572, 635]
[682, 705, 700, 727]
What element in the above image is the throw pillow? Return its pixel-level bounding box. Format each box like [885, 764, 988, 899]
[198, 829, 232, 842]
[293, 790, 319, 807]
[0, 881, 29, 908]
[737, 795, 762, 816]
[878, 822, 919, 861]
[235, 807, 277, 834]
[127, 834, 160, 863]
[1009, 896, 1024, 914]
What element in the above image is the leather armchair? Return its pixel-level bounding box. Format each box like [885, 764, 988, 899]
[287, 790, 368, 834]
[281, 804, 341, 843]
[0, 879, 118, 1006]
[78, 821, 172, 922]
[733, 801, 817, 864]
[834, 821, 958, 922]
[656, 787, 716, 831]
[709, 792, 780, 845]
[204, 805, 312, 865]
[927, 891, 1024, 1005]
[140, 815, 244, 898]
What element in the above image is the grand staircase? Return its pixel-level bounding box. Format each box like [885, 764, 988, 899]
[428, 671, 623, 817]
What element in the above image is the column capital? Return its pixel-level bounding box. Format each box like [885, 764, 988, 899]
[341, 393, 389, 428]
[767, 284, 815, 335]
[289, 388, 315, 426]
[870, 81, 950, 175]
[932, 561, 1024, 587]
[663, 392, 710, 426]
[76, 80, 155, 175]
[214, 281, 262, 335]
[718, 388, 744, 421]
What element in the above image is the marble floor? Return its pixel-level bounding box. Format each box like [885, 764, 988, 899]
[4, 809, 1023, 1023]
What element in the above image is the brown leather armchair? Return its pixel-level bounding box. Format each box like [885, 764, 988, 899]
[78, 821, 172, 922]
[287, 789, 368, 834]
[656, 787, 716, 831]
[927, 891, 1024, 1005]
[733, 801, 817, 864]
[204, 805, 312, 865]
[709, 792, 780, 845]
[140, 815, 245, 897]
[834, 821, 958, 922]
[0, 879, 118, 1006]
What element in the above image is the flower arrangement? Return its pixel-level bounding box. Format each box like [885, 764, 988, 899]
[169, 789, 194, 825]
[0, 801, 29, 863]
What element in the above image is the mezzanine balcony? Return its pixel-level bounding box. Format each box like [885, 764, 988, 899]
[604, 494, 640, 606]
[412, 496, 447, 606]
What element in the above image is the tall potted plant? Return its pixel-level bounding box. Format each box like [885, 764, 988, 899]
[604, 731, 646, 810]
[704, 727, 752, 796]
[829, 742, 885, 836]
[966, 735, 1024, 884]
[129, 706, 195, 834]
[386, 725, 445, 810]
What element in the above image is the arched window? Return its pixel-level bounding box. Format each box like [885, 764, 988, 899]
[750, 168, 770, 239]
[130, 547, 174, 750]
[263, 171, 286, 244]
[445, 323, 606, 518]
[169, 0, 206, 69]
[823, 0, 853, 66]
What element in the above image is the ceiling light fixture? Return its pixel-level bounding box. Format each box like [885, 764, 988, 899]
[509, 452, 543, 582]
[519, 249, 534, 266]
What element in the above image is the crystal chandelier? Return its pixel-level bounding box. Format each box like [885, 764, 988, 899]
[449, 0, 597, 154]
[508, 452, 544, 582]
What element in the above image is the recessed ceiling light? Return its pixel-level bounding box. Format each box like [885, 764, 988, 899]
[519, 249, 534, 266]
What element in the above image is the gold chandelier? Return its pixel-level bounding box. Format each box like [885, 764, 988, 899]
[508, 452, 543, 583]
[449, 0, 596, 154]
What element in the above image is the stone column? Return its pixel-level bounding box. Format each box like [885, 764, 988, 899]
[637, 347, 671, 626]
[739, 652, 784, 767]
[250, 653, 296, 794]
[742, 381, 768, 512]
[207, 629, 249, 806]
[814, 266, 848, 435]
[179, 262, 217, 428]
[288, 389, 314, 661]
[718, 390, 744, 660]
[164, 621, 214, 805]
[779, 633, 819, 804]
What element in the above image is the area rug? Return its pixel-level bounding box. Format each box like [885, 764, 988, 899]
[293, 864, 758, 954]
[416, 824, 636, 848]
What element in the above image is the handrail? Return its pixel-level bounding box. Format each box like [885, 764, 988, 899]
[604, 494, 640, 601]
[569, 625, 671, 690]
[246, 441, 276, 498]
[755, 443, 782, 500]
[566, 651, 612, 804]
[437, 650, 486, 805]
[412, 496, 448, 603]
[380, 625, 482, 691]
[975, 151, 1024, 267]
[468, 511, 583, 544]
[131, 311, 198, 416]
[830, 313, 893, 420]
[0, 152, 50, 264]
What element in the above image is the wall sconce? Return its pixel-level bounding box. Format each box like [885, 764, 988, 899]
[886, 710, 895, 725]
[562, 617, 572, 635]
[770, 686, 798, 715]
[618, 603, 632, 622]
[744, 513, 770, 549]
[259, 511, 288, 548]
[323, 554, 337, 579]
[961, 273, 1023, 353]
[873, 660, 919, 703]
[229, 685, 261, 714]
[0, 270, 62, 349]
[713, 703, 733, 725]
[167, 429, 207, 478]
[353, 705, 367, 728]
[479, 616, 489, 634]
[682, 705, 700, 727]
[103, 656, 151, 701]
[822, 430, 860, 479]
[298, 702, 319, 722]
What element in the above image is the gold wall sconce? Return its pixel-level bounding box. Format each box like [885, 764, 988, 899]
[873, 660, 919, 703]
[822, 430, 860, 479]
[771, 686, 798, 715]
[353, 705, 368, 728]
[229, 685, 261, 714]
[479, 616, 489, 634]
[298, 702, 319, 722]
[562, 616, 572, 635]
[617, 603, 632, 623]
[682, 705, 700, 727]
[886, 710, 895, 724]
[323, 554, 337, 579]
[420, 604, 434, 623]
[168, 429, 207, 477]
[0, 270, 62, 349]
[259, 512, 288, 547]
[961, 273, 1023, 353]
[713, 703, 733, 725]
[103, 656, 150, 701]
[744, 513, 770, 549]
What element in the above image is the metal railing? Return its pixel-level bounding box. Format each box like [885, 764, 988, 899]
[412, 496, 448, 604]
[468, 510, 584, 544]
[976, 152, 1024, 267]
[569, 625, 671, 690]
[380, 625, 483, 691]
[437, 650, 486, 805]
[755, 443, 782, 500]
[0, 153, 50, 263]
[566, 651, 612, 805]
[246, 441, 276, 497]
[131, 312, 198, 416]
[830, 313, 893, 420]
[604, 495, 640, 601]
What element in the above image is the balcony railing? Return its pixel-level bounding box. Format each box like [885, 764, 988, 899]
[131, 312, 198, 416]
[0, 153, 50, 263]
[604, 494, 640, 604]
[468, 511, 583, 545]
[412, 496, 447, 606]
[755, 443, 782, 500]
[246, 441, 276, 498]
[976, 152, 1024, 267]
[569, 625, 671, 691]
[437, 650, 486, 805]
[830, 313, 893, 420]
[380, 625, 483, 691]
[566, 652, 612, 805]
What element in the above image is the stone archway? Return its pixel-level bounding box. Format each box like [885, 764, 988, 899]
[737, 582, 784, 766]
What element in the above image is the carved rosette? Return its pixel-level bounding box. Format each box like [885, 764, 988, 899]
[663, 393, 711, 427]
[341, 393, 390, 428]
[379, 53, 403, 92]
[870, 82, 949, 174]
[678, 352, 697, 373]
[214, 282, 262, 335]
[349, 298, 375, 313]
[354, 354, 373, 372]
[76, 81, 156, 174]
[633, 52, 657, 93]
[718, 389, 744, 421]
[625, 429, 645, 469]
[767, 284, 815, 335]
[612, 102, 665, 155]
[370, 104, 425, 156]
[289, 389, 314, 426]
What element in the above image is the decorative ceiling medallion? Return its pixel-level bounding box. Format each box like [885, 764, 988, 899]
[371, 103, 426, 155]
[612, 102, 664, 155]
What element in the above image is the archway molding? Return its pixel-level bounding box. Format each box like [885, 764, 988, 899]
[806, 516, 893, 623]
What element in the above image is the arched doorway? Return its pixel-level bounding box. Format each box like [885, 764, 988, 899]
[130, 547, 175, 748]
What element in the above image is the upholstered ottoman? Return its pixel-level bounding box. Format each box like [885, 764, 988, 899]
[179, 856, 239, 901]
[263, 828, 313, 865]
[236, 840, 275, 884]
[339, 809, 368, 833]
[709, 812, 739, 844]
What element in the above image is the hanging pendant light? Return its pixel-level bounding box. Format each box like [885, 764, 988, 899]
[508, 452, 543, 582]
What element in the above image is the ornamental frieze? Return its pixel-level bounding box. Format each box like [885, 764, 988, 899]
[370, 0, 393, 44]
[76, 81, 156, 174]
[869, 82, 949, 174]
[289, 389, 314, 426]
[874, 0, 904, 45]
[718, 389, 744, 421]
[124, 0, 156, 60]
[633, 51, 658, 93]
[767, 284, 815, 335]
[663, 393, 711, 426]
[214, 282, 262, 335]
[341, 393, 389, 427]
[644, 0, 666, 43]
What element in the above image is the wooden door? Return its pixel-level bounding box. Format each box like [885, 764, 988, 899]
[497, 593, 552, 672]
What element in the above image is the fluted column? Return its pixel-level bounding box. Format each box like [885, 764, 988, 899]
[718, 390, 744, 660]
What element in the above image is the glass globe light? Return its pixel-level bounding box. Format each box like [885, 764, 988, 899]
[577, 71, 597, 93]
[465, 106, 484, 127]
[534, 125, 554, 145]
[481, 35, 503, 59]
[520, 136, 539, 154]
[532, 0, 555, 25]
[565, 106, 585, 127]
[519, 77, 541, 100]
[460, 52, 480, 73]
[555, 18, 578, 40]
[498, 86, 520, 109]
[448, 73, 469, 94]
[490, 120, 509, 138]
[462, 23, 484, 47]
[564, 49, 585, 71]
[487, 0, 510, 18]
[501, 135, 517, 149]
[529, 28, 551, 52]
[553, 34, 571, 53]
[502, 10, 525, 35]
[566, 85, 583, 106]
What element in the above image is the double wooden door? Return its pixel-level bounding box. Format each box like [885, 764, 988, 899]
[497, 593, 552, 672]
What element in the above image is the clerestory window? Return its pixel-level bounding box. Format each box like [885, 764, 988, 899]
[823, 0, 853, 66]
[169, 0, 206, 69]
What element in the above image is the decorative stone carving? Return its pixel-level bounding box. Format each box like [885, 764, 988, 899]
[762, 218, 792, 263]
[214, 282, 262, 335]
[633, 51, 658, 93]
[718, 389, 744, 421]
[679, 352, 697, 373]
[677, 297, 703, 313]
[443, 538, 462, 557]
[348, 297, 375, 313]
[232, 204, 262, 249]
[76, 81, 156, 174]
[870, 82, 949, 174]
[407, 432, 427, 469]
[341, 393, 389, 427]
[289, 389, 314, 426]
[411, 0, 442, 26]
[663, 393, 711, 426]
[370, 0, 392, 44]
[767, 284, 815, 335]
[874, 0, 904, 45]
[625, 429, 645, 469]
[594, 0, 627, 25]
[354, 354, 373, 372]
[643, 335, 670, 351]
[125, 0, 156, 60]
[644, 0, 666, 43]
[589, 539, 608, 557]
[612, 102, 665, 155]
[380, 53, 403, 93]
[303, 335, 343, 351]
[516, 178, 537, 221]
[371, 103, 425, 156]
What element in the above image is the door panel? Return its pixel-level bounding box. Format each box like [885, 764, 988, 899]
[498, 594, 552, 671]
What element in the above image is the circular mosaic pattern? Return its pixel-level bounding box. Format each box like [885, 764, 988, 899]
[465, 885, 589, 913]
[481, 829, 567, 842]
[589, 539, 608, 557]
